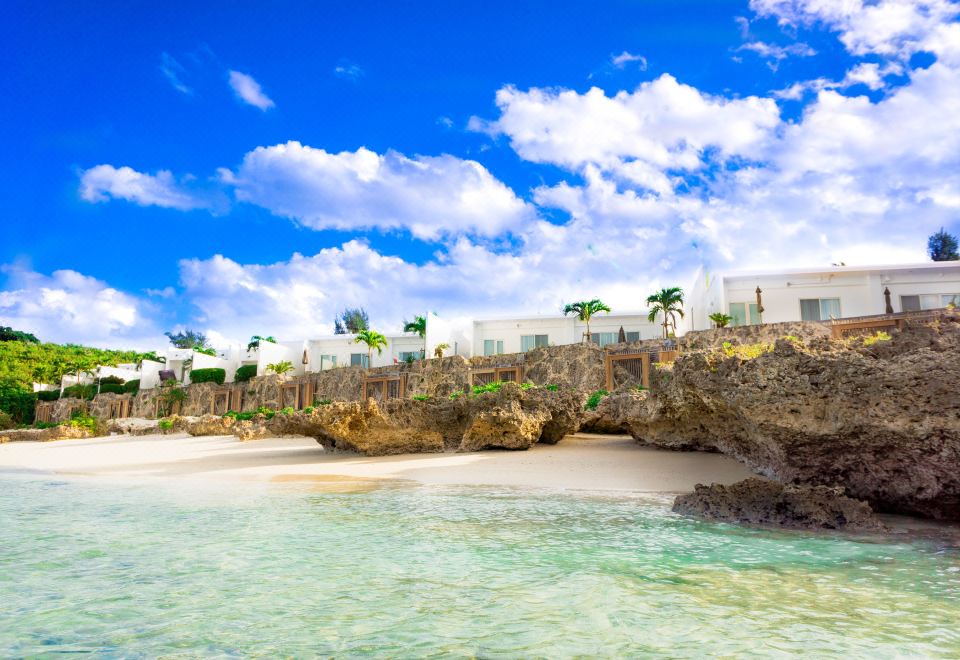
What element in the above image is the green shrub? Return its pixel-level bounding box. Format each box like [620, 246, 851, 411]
[585, 390, 609, 410]
[472, 381, 504, 395]
[36, 390, 60, 402]
[158, 419, 174, 431]
[279, 406, 295, 415]
[190, 368, 226, 385]
[862, 331, 892, 346]
[304, 406, 315, 414]
[520, 382, 533, 390]
[314, 399, 332, 406]
[98, 383, 126, 395]
[66, 409, 105, 435]
[123, 379, 140, 393]
[412, 394, 430, 401]
[0, 380, 36, 424]
[194, 346, 217, 357]
[0, 411, 13, 430]
[545, 384, 559, 391]
[62, 384, 96, 400]
[99, 375, 125, 385]
[721, 341, 773, 360]
[33, 420, 60, 429]
[234, 364, 258, 382]
[449, 390, 465, 400]
[255, 406, 276, 419]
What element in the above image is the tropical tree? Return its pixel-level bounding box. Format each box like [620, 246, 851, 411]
[562, 299, 612, 342]
[709, 312, 733, 328]
[403, 315, 427, 358]
[433, 342, 450, 359]
[354, 330, 388, 369]
[646, 287, 685, 339]
[0, 326, 39, 343]
[165, 329, 210, 350]
[247, 335, 277, 352]
[929, 227, 960, 261]
[157, 381, 187, 417]
[266, 361, 294, 376]
[334, 308, 369, 334]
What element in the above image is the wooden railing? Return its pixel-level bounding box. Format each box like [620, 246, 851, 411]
[827, 309, 949, 338]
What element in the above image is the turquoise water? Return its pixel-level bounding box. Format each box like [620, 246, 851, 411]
[2, 474, 959, 657]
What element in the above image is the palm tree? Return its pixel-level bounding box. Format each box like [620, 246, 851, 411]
[562, 299, 612, 342]
[433, 342, 450, 359]
[265, 360, 295, 407]
[708, 312, 733, 328]
[403, 315, 427, 358]
[647, 287, 685, 339]
[354, 330, 388, 369]
[247, 335, 277, 352]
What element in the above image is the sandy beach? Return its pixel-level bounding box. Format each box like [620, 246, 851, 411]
[0, 432, 754, 492]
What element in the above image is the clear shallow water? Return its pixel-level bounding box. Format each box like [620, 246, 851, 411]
[2, 474, 959, 658]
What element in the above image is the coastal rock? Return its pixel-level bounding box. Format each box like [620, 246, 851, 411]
[0, 424, 97, 443]
[673, 478, 886, 531]
[631, 314, 960, 520]
[185, 414, 236, 436]
[581, 391, 646, 434]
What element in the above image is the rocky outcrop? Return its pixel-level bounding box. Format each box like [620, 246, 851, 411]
[225, 383, 582, 455]
[673, 478, 886, 531]
[184, 414, 237, 436]
[631, 314, 960, 520]
[0, 424, 99, 443]
[580, 391, 647, 434]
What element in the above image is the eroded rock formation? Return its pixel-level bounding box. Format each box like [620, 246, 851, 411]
[673, 478, 886, 531]
[631, 314, 960, 520]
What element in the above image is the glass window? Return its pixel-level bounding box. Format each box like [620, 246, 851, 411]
[319, 354, 337, 370]
[748, 303, 761, 325]
[520, 335, 548, 352]
[625, 331, 640, 342]
[729, 302, 748, 326]
[943, 294, 960, 307]
[350, 353, 368, 368]
[398, 351, 420, 362]
[900, 295, 921, 312]
[819, 298, 841, 320]
[590, 332, 618, 347]
[800, 298, 841, 320]
[483, 339, 505, 356]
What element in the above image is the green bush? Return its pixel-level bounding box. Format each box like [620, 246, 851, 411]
[314, 399, 332, 406]
[123, 379, 140, 393]
[585, 390, 609, 410]
[66, 409, 105, 436]
[194, 346, 217, 357]
[545, 384, 559, 391]
[449, 390, 465, 400]
[0, 411, 13, 430]
[99, 375, 125, 385]
[0, 380, 37, 423]
[472, 381, 504, 395]
[255, 406, 276, 419]
[303, 406, 315, 414]
[190, 368, 226, 385]
[279, 406, 295, 415]
[234, 364, 258, 382]
[36, 390, 60, 402]
[98, 383, 126, 395]
[158, 419, 174, 431]
[412, 394, 430, 401]
[62, 384, 96, 400]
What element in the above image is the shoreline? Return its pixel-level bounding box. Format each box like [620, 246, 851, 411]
[0, 432, 755, 493]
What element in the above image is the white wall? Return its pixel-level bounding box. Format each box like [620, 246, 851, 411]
[688, 267, 726, 331]
[425, 313, 473, 358]
[140, 360, 165, 390]
[472, 313, 659, 356]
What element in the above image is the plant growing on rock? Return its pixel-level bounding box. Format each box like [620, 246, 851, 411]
[861, 331, 892, 346]
[314, 398, 333, 406]
[354, 330, 388, 369]
[647, 287, 685, 339]
[721, 341, 773, 360]
[585, 390, 609, 410]
[433, 342, 450, 359]
[266, 361, 294, 376]
[157, 381, 187, 417]
[709, 312, 733, 328]
[412, 394, 430, 401]
[562, 299, 611, 342]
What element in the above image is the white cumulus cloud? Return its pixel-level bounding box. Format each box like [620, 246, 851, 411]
[228, 70, 275, 110]
[79, 165, 208, 210]
[223, 141, 536, 240]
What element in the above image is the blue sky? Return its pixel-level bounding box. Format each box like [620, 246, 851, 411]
[2, 0, 959, 348]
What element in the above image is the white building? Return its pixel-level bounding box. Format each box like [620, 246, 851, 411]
[688, 262, 960, 330]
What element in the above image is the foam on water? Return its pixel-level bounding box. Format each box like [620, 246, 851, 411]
[2, 474, 959, 657]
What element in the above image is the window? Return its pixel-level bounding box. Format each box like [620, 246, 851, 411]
[590, 332, 638, 347]
[483, 339, 504, 356]
[398, 351, 420, 362]
[319, 354, 337, 370]
[728, 303, 761, 326]
[901, 294, 958, 312]
[626, 331, 640, 342]
[350, 353, 368, 368]
[800, 298, 841, 321]
[520, 334, 548, 352]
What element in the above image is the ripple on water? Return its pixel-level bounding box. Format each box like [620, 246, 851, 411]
[0, 475, 958, 657]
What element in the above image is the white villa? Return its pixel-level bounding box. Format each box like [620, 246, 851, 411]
[687, 261, 960, 331]
[56, 260, 960, 392]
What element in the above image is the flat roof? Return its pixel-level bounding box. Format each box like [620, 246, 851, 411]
[721, 261, 960, 281]
[473, 311, 654, 323]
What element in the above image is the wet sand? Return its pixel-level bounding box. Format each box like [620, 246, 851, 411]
[0, 432, 755, 492]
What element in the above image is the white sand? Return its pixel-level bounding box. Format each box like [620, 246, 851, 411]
[0, 432, 753, 492]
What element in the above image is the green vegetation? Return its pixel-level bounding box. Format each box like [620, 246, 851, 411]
[0, 335, 145, 392]
[193, 346, 217, 357]
[929, 227, 959, 261]
[585, 390, 609, 410]
[403, 315, 427, 358]
[62, 384, 96, 400]
[434, 342, 449, 358]
[246, 335, 277, 351]
[190, 368, 226, 385]
[709, 312, 733, 328]
[165, 329, 210, 351]
[265, 361, 294, 376]
[158, 419, 174, 431]
[412, 394, 430, 401]
[99, 375, 124, 385]
[862, 331, 892, 346]
[37, 390, 61, 402]
[562, 299, 611, 341]
[303, 406, 315, 414]
[279, 406, 295, 415]
[721, 341, 774, 360]
[65, 409, 105, 435]
[0, 326, 40, 343]
[647, 287, 685, 339]
[123, 379, 140, 393]
[449, 389, 464, 400]
[354, 330, 388, 369]
[234, 365, 258, 382]
[545, 384, 559, 391]
[783, 335, 802, 344]
[157, 382, 187, 417]
[98, 383, 126, 395]
[0, 411, 13, 430]
[314, 398, 332, 406]
[334, 307, 369, 334]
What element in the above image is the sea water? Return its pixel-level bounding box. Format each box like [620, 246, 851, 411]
[2, 473, 959, 657]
